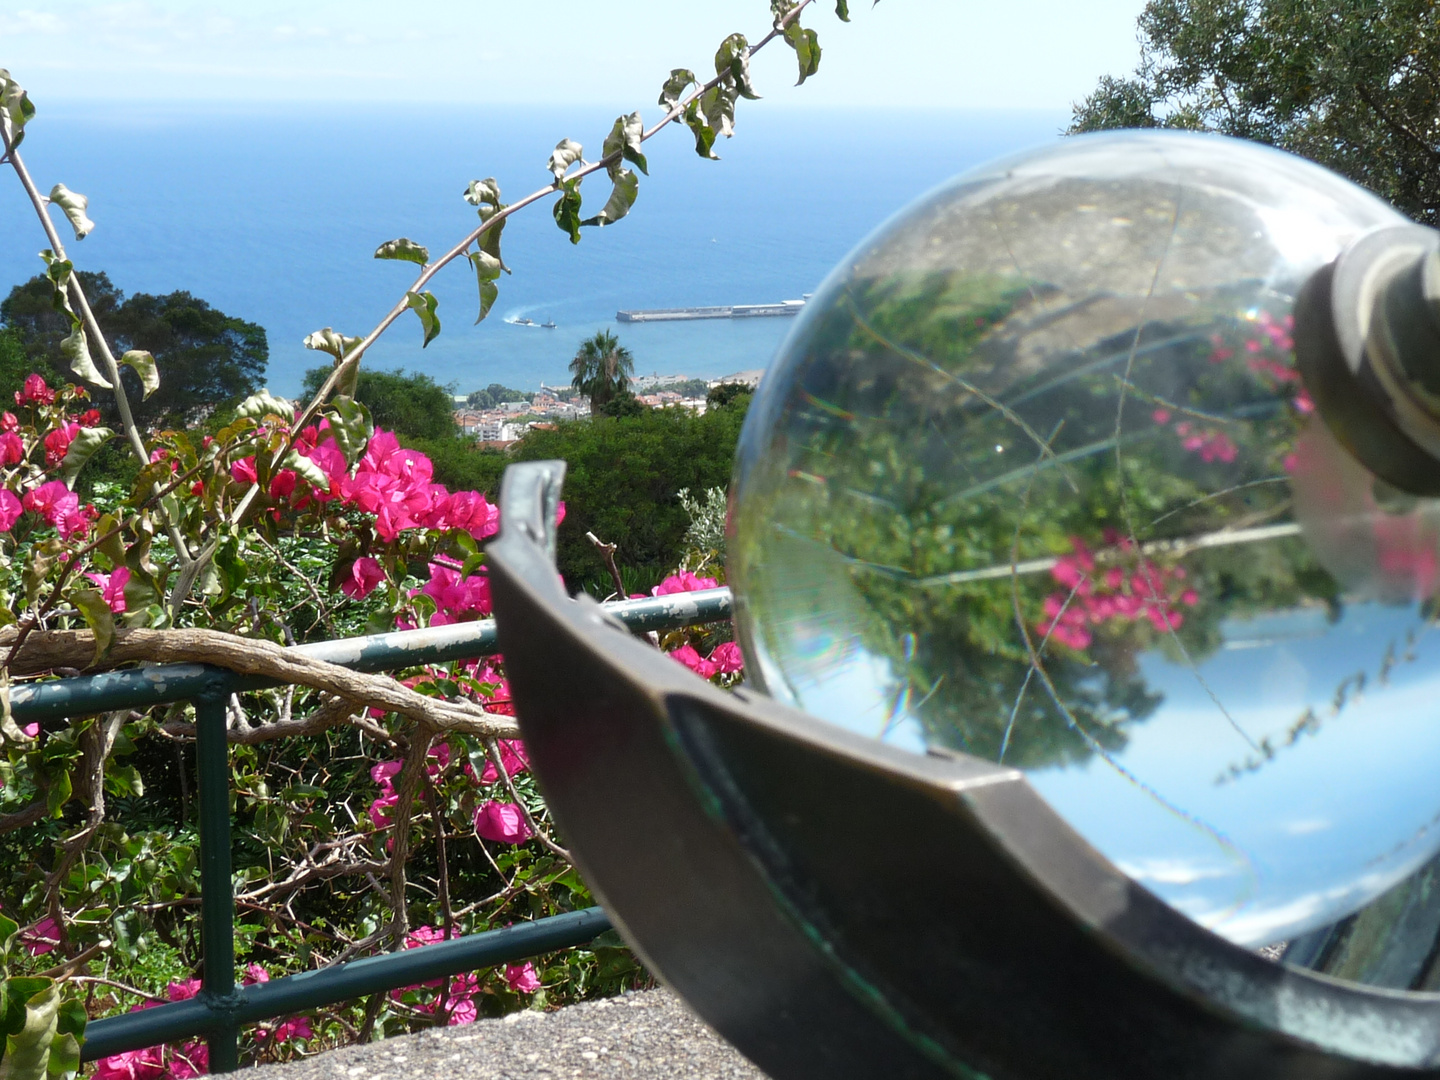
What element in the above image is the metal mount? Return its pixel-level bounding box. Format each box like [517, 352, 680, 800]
[489, 460, 1440, 1080]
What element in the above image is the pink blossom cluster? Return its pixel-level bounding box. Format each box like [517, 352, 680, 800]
[14, 373, 55, 407]
[390, 926, 541, 1025]
[416, 562, 492, 624]
[1037, 535, 1199, 651]
[19, 915, 60, 955]
[23, 479, 94, 538]
[94, 965, 312, 1079]
[366, 736, 534, 846]
[85, 565, 131, 613]
[1151, 409, 1238, 465]
[669, 641, 744, 678]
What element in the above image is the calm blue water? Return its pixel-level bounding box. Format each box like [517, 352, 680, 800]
[0, 103, 1066, 397]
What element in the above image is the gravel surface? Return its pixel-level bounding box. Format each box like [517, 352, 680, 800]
[247, 989, 768, 1080]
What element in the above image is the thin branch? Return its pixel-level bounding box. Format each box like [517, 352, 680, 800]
[586, 531, 626, 600]
[485, 737, 570, 862]
[0, 626, 518, 739]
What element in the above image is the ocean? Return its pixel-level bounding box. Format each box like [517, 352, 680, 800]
[0, 102, 1067, 398]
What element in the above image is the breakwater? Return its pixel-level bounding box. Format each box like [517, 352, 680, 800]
[616, 299, 806, 323]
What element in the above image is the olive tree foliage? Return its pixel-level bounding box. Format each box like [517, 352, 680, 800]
[1070, 0, 1440, 225]
[0, 1, 869, 1074]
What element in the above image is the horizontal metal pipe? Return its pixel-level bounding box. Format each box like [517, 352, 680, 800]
[11, 588, 731, 722]
[81, 908, 614, 1062]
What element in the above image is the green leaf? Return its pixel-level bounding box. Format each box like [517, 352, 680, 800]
[547, 138, 584, 183]
[771, 0, 800, 25]
[235, 390, 294, 422]
[118, 350, 158, 399]
[784, 23, 822, 84]
[582, 169, 638, 228]
[0, 980, 60, 1080]
[281, 448, 329, 491]
[683, 101, 719, 160]
[714, 33, 760, 100]
[59, 328, 111, 390]
[302, 328, 363, 362]
[45, 771, 71, 818]
[22, 540, 62, 609]
[0, 70, 36, 150]
[553, 179, 584, 244]
[47, 1031, 81, 1080]
[659, 69, 697, 110]
[700, 83, 738, 141]
[323, 395, 373, 466]
[0, 915, 17, 957]
[94, 515, 125, 571]
[601, 112, 648, 178]
[70, 588, 114, 664]
[835, 0, 850, 20]
[467, 250, 502, 324]
[46, 185, 93, 241]
[373, 237, 429, 265]
[463, 178, 502, 208]
[59, 427, 113, 488]
[405, 291, 441, 347]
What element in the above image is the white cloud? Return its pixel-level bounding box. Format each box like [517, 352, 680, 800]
[2, 10, 67, 34]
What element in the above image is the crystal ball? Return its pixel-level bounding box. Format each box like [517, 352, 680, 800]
[728, 131, 1434, 947]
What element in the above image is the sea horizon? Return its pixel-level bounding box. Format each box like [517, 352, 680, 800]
[0, 102, 1071, 398]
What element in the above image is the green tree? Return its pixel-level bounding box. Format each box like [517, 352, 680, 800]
[568, 330, 635, 413]
[465, 383, 534, 410]
[706, 381, 754, 411]
[1070, 0, 1440, 225]
[1, 271, 266, 426]
[302, 365, 456, 440]
[510, 403, 748, 591]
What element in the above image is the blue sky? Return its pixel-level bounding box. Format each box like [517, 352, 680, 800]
[2, 1, 1149, 111]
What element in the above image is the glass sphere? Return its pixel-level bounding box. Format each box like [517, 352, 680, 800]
[728, 131, 1430, 948]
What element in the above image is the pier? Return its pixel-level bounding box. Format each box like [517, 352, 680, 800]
[616, 299, 806, 323]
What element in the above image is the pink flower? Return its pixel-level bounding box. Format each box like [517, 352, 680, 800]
[23, 479, 78, 528]
[167, 978, 202, 1002]
[653, 570, 718, 596]
[85, 565, 130, 612]
[669, 644, 718, 678]
[341, 556, 385, 600]
[15, 374, 54, 407]
[43, 422, 78, 466]
[478, 740, 529, 783]
[504, 962, 542, 994]
[417, 563, 491, 622]
[474, 801, 533, 844]
[243, 963, 270, 985]
[708, 641, 744, 674]
[0, 431, 23, 466]
[1151, 408, 1171, 424]
[0, 490, 21, 532]
[79, 408, 101, 427]
[269, 1017, 313, 1042]
[1, 412, 17, 432]
[20, 916, 60, 955]
[230, 456, 258, 486]
[93, 1048, 165, 1080]
[370, 760, 402, 790]
[369, 792, 399, 829]
[167, 1043, 208, 1079]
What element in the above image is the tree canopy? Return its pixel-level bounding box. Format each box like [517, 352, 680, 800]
[568, 330, 634, 413]
[465, 383, 534, 409]
[1070, 0, 1440, 225]
[0, 271, 267, 426]
[301, 365, 456, 440]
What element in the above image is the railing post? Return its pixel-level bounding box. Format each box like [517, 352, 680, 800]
[195, 690, 239, 1072]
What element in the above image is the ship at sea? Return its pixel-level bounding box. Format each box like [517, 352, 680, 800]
[616, 296, 810, 323]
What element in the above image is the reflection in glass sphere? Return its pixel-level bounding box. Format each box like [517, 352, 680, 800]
[728, 131, 1430, 947]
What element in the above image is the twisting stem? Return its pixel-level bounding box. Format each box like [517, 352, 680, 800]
[485, 737, 570, 862]
[0, 126, 194, 566]
[272, 0, 818, 486]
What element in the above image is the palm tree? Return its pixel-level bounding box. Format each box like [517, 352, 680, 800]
[569, 330, 635, 413]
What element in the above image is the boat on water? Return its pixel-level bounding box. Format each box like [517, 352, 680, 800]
[514, 317, 535, 326]
[542, 320, 557, 329]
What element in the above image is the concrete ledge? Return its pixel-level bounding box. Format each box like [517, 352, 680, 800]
[248, 988, 767, 1080]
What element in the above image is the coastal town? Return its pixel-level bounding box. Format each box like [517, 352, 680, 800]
[451, 370, 762, 447]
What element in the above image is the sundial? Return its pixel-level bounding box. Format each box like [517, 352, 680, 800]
[491, 132, 1440, 1078]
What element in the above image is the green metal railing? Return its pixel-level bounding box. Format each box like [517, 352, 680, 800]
[12, 586, 732, 1071]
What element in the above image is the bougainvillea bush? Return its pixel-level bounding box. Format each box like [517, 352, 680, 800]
[0, 0, 869, 1073]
